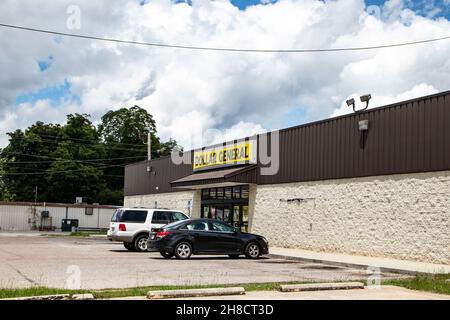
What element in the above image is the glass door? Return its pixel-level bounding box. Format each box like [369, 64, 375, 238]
[232, 205, 241, 229]
[242, 205, 249, 232]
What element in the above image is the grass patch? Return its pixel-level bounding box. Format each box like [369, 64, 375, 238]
[6, 276, 448, 300]
[384, 274, 450, 296]
[69, 231, 106, 237]
[40, 231, 106, 238]
[92, 281, 312, 299]
[0, 281, 319, 300]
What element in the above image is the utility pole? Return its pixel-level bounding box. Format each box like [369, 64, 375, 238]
[34, 186, 38, 204]
[147, 129, 152, 161]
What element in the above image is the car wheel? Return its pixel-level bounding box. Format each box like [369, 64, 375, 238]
[123, 242, 135, 251]
[134, 234, 149, 252]
[228, 254, 240, 259]
[245, 242, 261, 259]
[160, 251, 174, 259]
[174, 242, 192, 259]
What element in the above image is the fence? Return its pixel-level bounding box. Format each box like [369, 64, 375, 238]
[0, 201, 118, 231]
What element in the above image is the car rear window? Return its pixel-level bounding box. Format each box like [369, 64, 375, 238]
[164, 220, 189, 230]
[111, 209, 123, 222]
[120, 210, 147, 223]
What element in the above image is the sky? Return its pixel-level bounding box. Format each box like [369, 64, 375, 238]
[0, 0, 449, 149]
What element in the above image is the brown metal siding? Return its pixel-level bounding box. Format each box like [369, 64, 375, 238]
[124, 156, 193, 195]
[256, 91, 449, 185]
[125, 91, 450, 196]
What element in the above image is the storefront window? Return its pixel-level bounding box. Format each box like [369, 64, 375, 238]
[203, 206, 210, 219]
[202, 189, 209, 200]
[216, 206, 224, 220]
[232, 186, 241, 199]
[210, 188, 217, 199]
[224, 187, 232, 199]
[224, 207, 231, 223]
[241, 185, 249, 199]
[217, 187, 224, 199]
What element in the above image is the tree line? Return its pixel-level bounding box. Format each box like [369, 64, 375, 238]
[0, 106, 178, 205]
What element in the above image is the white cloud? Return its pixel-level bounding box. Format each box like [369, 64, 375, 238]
[0, 0, 449, 150]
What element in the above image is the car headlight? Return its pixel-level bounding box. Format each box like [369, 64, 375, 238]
[261, 237, 268, 244]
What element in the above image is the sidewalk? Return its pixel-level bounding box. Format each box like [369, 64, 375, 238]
[269, 247, 450, 275]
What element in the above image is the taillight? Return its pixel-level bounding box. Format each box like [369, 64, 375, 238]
[156, 230, 171, 238]
[119, 224, 126, 231]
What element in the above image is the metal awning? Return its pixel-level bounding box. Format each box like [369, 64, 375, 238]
[170, 165, 257, 189]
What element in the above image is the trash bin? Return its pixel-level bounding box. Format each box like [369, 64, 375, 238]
[61, 219, 79, 232]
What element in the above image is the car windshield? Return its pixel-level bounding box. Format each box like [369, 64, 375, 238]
[111, 209, 123, 222]
[164, 219, 189, 230]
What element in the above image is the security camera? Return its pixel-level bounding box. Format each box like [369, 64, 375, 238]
[360, 94, 371, 110]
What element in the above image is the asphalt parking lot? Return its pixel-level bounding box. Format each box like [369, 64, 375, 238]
[0, 233, 406, 290]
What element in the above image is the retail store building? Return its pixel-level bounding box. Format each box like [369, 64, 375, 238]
[124, 91, 450, 264]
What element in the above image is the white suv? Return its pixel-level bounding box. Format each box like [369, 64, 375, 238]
[107, 208, 189, 252]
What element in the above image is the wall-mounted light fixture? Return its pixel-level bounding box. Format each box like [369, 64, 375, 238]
[347, 94, 372, 112]
[346, 98, 355, 111]
[360, 94, 372, 109]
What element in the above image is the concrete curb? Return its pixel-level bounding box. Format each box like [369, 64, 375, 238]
[72, 293, 95, 300]
[1, 293, 95, 301]
[147, 287, 245, 299]
[267, 254, 436, 276]
[280, 282, 365, 292]
[1, 294, 71, 300]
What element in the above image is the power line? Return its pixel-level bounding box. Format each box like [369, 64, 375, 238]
[2, 171, 124, 177]
[0, 159, 140, 165]
[9, 135, 147, 153]
[3, 163, 130, 171]
[34, 133, 149, 148]
[0, 23, 449, 53]
[1, 151, 146, 162]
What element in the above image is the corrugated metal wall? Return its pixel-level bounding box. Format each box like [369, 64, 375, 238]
[257, 91, 450, 184]
[0, 203, 117, 231]
[125, 91, 450, 196]
[124, 156, 193, 195]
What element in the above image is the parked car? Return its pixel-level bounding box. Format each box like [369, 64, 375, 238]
[107, 208, 189, 252]
[147, 218, 269, 259]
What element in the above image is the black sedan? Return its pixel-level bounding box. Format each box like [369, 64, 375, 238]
[147, 218, 269, 259]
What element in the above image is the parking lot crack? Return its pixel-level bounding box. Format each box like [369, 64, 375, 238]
[5, 262, 37, 285]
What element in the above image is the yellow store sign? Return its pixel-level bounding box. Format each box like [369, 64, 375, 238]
[193, 140, 257, 171]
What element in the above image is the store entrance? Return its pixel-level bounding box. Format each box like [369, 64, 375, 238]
[200, 185, 249, 232]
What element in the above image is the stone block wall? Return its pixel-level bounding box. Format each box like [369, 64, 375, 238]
[252, 171, 450, 264]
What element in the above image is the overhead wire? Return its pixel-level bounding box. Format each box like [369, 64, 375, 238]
[0, 23, 449, 53]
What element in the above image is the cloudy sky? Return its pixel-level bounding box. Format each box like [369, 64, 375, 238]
[0, 0, 449, 149]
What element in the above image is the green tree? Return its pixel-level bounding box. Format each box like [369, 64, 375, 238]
[0, 122, 63, 201]
[0, 107, 178, 205]
[0, 157, 14, 201]
[44, 114, 107, 203]
[98, 106, 180, 197]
